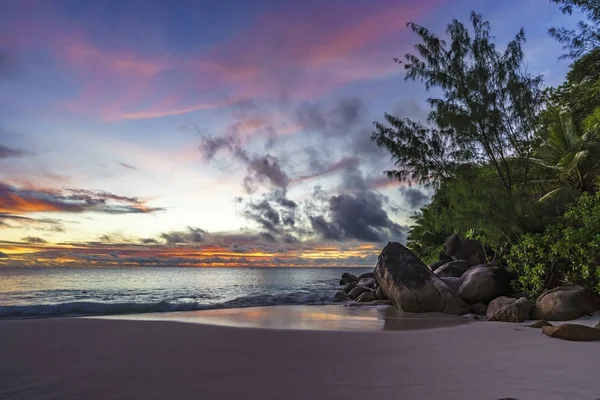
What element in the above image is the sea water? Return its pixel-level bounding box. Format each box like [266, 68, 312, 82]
[0, 266, 371, 318]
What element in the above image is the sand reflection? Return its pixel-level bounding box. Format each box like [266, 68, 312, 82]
[96, 305, 473, 332]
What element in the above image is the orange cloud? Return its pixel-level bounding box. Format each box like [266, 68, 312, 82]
[0, 239, 380, 268]
[0, 183, 164, 215]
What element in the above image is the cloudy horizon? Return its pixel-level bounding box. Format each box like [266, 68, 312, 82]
[0, 0, 578, 267]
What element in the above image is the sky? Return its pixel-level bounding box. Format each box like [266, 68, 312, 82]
[0, 0, 580, 267]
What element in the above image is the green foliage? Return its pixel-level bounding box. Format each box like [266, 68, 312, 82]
[546, 49, 600, 128]
[406, 164, 560, 262]
[549, 0, 600, 58]
[382, 11, 600, 294]
[406, 206, 451, 264]
[399, 12, 544, 194]
[584, 107, 600, 132]
[507, 191, 600, 298]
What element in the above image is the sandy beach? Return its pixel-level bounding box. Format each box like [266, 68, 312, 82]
[1, 306, 599, 400]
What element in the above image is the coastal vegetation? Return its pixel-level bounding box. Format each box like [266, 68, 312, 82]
[373, 0, 600, 299]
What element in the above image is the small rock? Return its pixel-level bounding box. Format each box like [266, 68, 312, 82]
[341, 272, 359, 284]
[462, 313, 480, 320]
[542, 324, 600, 341]
[528, 320, 553, 328]
[595, 321, 600, 329]
[486, 296, 532, 323]
[358, 277, 377, 288]
[470, 303, 488, 315]
[356, 291, 376, 303]
[334, 291, 351, 302]
[375, 286, 389, 300]
[358, 272, 375, 280]
[343, 282, 358, 294]
[339, 279, 345, 285]
[348, 285, 371, 300]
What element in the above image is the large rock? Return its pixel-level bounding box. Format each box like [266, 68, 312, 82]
[375, 286, 389, 300]
[348, 285, 371, 300]
[444, 235, 487, 265]
[341, 272, 359, 284]
[428, 259, 448, 272]
[486, 296, 532, 323]
[434, 260, 471, 278]
[373, 242, 469, 315]
[532, 286, 600, 321]
[356, 291, 376, 303]
[440, 277, 461, 294]
[358, 278, 377, 289]
[458, 264, 510, 303]
[542, 324, 600, 341]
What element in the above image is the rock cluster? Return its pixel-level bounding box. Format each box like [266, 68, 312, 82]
[334, 238, 600, 326]
[333, 271, 392, 306]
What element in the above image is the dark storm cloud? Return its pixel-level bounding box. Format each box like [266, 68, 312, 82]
[140, 238, 158, 245]
[244, 200, 281, 232]
[0, 183, 165, 215]
[242, 154, 289, 193]
[272, 191, 297, 209]
[160, 226, 207, 244]
[282, 233, 299, 244]
[309, 215, 344, 241]
[309, 191, 407, 243]
[118, 162, 137, 170]
[197, 120, 290, 193]
[400, 187, 430, 209]
[260, 232, 277, 242]
[199, 133, 240, 160]
[0, 144, 26, 159]
[21, 236, 47, 244]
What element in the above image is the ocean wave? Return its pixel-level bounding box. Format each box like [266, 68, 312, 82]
[0, 290, 335, 319]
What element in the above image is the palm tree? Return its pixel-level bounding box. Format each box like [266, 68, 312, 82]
[528, 110, 600, 201]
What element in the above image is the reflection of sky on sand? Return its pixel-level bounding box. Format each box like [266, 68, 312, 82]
[95, 305, 474, 332]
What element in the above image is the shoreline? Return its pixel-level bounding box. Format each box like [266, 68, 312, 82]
[2, 310, 600, 400]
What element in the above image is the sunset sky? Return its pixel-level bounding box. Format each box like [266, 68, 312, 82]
[0, 0, 579, 267]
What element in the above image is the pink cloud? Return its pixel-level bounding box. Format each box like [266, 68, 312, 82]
[4, 0, 446, 121]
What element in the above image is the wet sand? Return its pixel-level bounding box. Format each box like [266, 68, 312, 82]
[1, 306, 599, 400]
[94, 304, 473, 331]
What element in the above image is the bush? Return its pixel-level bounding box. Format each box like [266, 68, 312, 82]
[507, 192, 600, 298]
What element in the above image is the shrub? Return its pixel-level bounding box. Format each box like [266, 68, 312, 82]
[507, 192, 600, 298]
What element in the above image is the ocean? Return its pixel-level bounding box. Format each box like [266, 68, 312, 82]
[0, 266, 372, 318]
